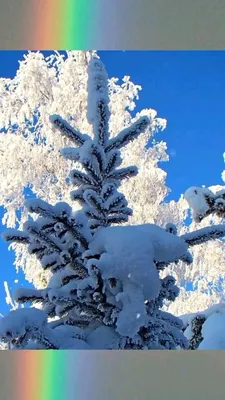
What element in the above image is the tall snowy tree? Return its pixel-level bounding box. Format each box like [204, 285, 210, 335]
[0, 50, 224, 320]
[1, 57, 224, 350]
[0, 50, 168, 289]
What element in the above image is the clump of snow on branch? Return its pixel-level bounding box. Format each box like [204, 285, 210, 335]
[181, 303, 225, 350]
[84, 223, 190, 338]
[184, 187, 213, 222]
[184, 185, 225, 222]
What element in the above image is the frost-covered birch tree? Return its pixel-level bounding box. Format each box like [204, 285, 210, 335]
[177, 186, 225, 349]
[166, 183, 225, 317]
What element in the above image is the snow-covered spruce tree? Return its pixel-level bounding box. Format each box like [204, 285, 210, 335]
[0, 50, 167, 289]
[1, 58, 225, 350]
[0, 57, 189, 350]
[1, 51, 224, 317]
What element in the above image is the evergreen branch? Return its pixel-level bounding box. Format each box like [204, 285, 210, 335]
[73, 303, 102, 321]
[14, 288, 46, 304]
[108, 166, 138, 181]
[157, 225, 225, 270]
[94, 99, 110, 147]
[62, 275, 79, 286]
[104, 193, 127, 210]
[49, 115, 89, 146]
[51, 261, 67, 273]
[106, 215, 129, 224]
[57, 303, 79, 318]
[105, 116, 149, 152]
[33, 328, 59, 349]
[68, 259, 88, 278]
[25, 199, 71, 220]
[25, 224, 62, 253]
[181, 224, 225, 246]
[27, 199, 89, 249]
[188, 315, 206, 350]
[88, 219, 107, 230]
[104, 150, 122, 175]
[27, 242, 46, 259]
[180, 252, 193, 265]
[90, 143, 106, 172]
[44, 303, 56, 318]
[81, 158, 102, 185]
[83, 190, 104, 213]
[1, 229, 30, 244]
[70, 189, 86, 205]
[109, 207, 133, 216]
[41, 254, 60, 271]
[70, 169, 98, 186]
[13, 332, 30, 349]
[101, 184, 116, 200]
[60, 147, 80, 161]
[84, 206, 103, 220]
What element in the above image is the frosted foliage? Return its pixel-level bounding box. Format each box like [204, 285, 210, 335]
[156, 196, 189, 231]
[163, 185, 225, 316]
[11, 244, 51, 289]
[0, 51, 167, 287]
[120, 117, 168, 226]
[166, 288, 220, 316]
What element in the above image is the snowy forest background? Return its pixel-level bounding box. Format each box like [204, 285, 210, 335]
[0, 50, 224, 350]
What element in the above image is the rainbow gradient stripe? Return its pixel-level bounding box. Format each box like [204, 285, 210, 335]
[16, 351, 67, 400]
[0, 0, 223, 49]
[0, 351, 222, 399]
[27, 0, 106, 49]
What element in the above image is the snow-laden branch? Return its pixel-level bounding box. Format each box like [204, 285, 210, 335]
[2, 229, 30, 244]
[181, 224, 225, 246]
[184, 186, 225, 222]
[50, 115, 90, 146]
[105, 116, 149, 152]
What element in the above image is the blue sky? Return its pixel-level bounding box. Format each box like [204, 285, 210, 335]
[0, 51, 224, 314]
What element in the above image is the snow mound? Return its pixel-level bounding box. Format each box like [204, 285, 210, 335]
[86, 223, 187, 300]
[184, 186, 214, 221]
[0, 308, 47, 340]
